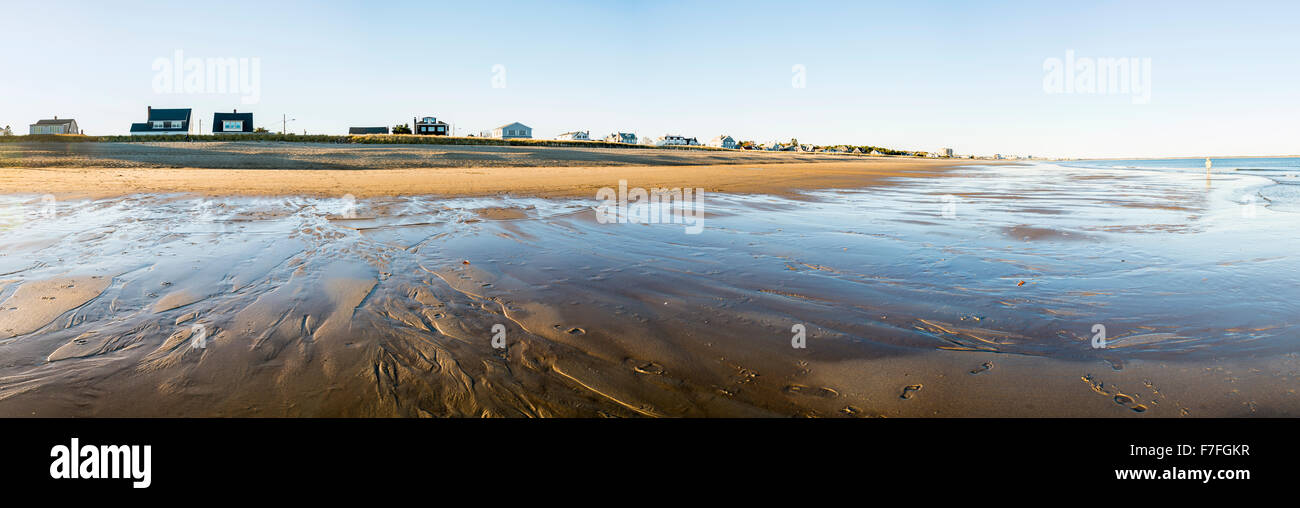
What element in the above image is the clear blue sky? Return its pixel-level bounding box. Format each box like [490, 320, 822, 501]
[3, 0, 1297, 158]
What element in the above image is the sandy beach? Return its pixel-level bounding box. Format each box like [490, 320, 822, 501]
[0, 142, 965, 198]
[0, 143, 1296, 417]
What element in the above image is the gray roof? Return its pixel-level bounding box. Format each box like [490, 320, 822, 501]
[497, 122, 530, 129]
[33, 118, 75, 125]
[148, 108, 191, 122]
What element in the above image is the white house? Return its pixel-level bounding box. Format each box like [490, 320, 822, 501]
[29, 117, 79, 135]
[604, 132, 637, 144]
[554, 130, 590, 141]
[707, 135, 736, 149]
[655, 134, 699, 146]
[484, 122, 532, 139]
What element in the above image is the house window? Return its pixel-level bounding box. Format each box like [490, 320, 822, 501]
[170, 121, 182, 129]
[153, 121, 166, 129]
[223, 120, 243, 131]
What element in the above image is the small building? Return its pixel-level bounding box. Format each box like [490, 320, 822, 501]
[349, 127, 389, 135]
[130, 107, 191, 136]
[484, 122, 532, 139]
[869, 149, 883, 156]
[29, 117, 79, 135]
[655, 134, 699, 146]
[707, 135, 736, 149]
[604, 132, 637, 144]
[554, 131, 590, 141]
[212, 110, 254, 134]
[414, 116, 450, 136]
[943, 147, 954, 157]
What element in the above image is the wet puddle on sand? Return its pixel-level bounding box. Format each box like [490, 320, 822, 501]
[0, 163, 1297, 416]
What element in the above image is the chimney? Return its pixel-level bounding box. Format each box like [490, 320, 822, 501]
[233, 109, 237, 114]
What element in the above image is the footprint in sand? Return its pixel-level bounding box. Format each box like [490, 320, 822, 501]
[553, 324, 586, 335]
[900, 384, 923, 400]
[970, 362, 994, 375]
[625, 358, 664, 375]
[783, 384, 839, 398]
[1085, 375, 1150, 414]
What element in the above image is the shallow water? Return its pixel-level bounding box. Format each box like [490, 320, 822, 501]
[0, 162, 1297, 416]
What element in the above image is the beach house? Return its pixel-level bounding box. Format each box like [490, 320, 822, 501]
[130, 107, 191, 135]
[707, 135, 736, 149]
[29, 117, 79, 135]
[414, 116, 450, 136]
[212, 110, 254, 134]
[349, 127, 389, 135]
[655, 134, 699, 146]
[604, 132, 637, 144]
[484, 122, 532, 139]
[554, 131, 590, 141]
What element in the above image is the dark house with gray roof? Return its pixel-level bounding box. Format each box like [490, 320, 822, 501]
[29, 117, 79, 135]
[413, 116, 450, 136]
[212, 110, 254, 134]
[130, 107, 191, 135]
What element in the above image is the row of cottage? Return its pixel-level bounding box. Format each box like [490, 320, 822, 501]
[26, 108, 737, 147]
[24, 107, 912, 154]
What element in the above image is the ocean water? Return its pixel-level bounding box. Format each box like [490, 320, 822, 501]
[1060, 157, 1300, 212]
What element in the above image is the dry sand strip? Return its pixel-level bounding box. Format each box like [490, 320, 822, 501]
[0, 159, 986, 199]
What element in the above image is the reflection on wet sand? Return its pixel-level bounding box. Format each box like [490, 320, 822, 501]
[0, 163, 1297, 417]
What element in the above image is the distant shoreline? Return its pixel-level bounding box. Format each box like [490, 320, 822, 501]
[0, 141, 989, 199]
[1074, 155, 1300, 161]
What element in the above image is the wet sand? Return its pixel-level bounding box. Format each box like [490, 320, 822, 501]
[0, 145, 1296, 417]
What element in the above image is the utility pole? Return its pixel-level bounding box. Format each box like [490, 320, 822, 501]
[280, 114, 296, 134]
